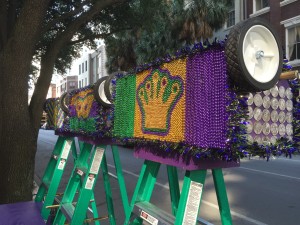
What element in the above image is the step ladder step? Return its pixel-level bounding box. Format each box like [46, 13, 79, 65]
[133, 202, 174, 225]
[61, 202, 75, 222]
[76, 167, 88, 176]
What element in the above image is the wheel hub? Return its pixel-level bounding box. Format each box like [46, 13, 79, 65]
[256, 50, 264, 59]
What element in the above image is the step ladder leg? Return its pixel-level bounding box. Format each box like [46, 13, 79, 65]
[101, 151, 116, 225]
[35, 136, 66, 202]
[77, 141, 101, 225]
[167, 166, 180, 216]
[212, 168, 232, 225]
[36, 137, 75, 221]
[53, 143, 93, 225]
[70, 145, 106, 225]
[111, 145, 130, 219]
[125, 160, 161, 225]
[71, 139, 79, 161]
[54, 170, 83, 224]
[90, 192, 101, 225]
[175, 169, 207, 225]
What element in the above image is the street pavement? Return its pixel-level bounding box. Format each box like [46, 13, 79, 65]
[35, 129, 300, 225]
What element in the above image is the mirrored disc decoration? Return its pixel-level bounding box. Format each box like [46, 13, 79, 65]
[286, 124, 293, 136]
[262, 122, 270, 135]
[254, 121, 263, 134]
[278, 124, 286, 136]
[286, 112, 293, 123]
[287, 136, 293, 141]
[262, 109, 270, 122]
[263, 96, 271, 109]
[246, 121, 253, 134]
[247, 134, 254, 143]
[286, 100, 293, 111]
[279, 86, 285, 98]
[271, 123, 278, 135]
[247, 93, 254, 105]
[285, 87, 293, 100]
[248, 106, 254, 119]
[254, 108, 262, 121]
[271, 86, 279, 97]
[254, 93, 263, 107]
[278, 99, 285, 111]
[271, 98, 279, 110]
[254, 136, 262, 145]
[246, 82, 294, 147]
[278, 111, 286, 124]
[263, 89, 270, 96]
[270, 136, 277, 145]
[271, 110, 279, 123]
[262, 136, 270, 145]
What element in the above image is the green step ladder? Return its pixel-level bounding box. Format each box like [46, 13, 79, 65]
[35, 136, 77, 221]
[35, 136, 101, 224]
[125, 160, 232, 225]
[52, 143, 130, 225]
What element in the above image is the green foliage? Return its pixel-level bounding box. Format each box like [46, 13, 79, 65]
[104, 0, 231, 72]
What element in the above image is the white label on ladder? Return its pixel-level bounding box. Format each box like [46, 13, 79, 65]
[61, 140, 72, 159]
[85, 174, 95, 190]
[140, 210, 158, 225]
[89, 147, 104, 174]
[57, 159, 66, 170]
[182, 181, 203, 225]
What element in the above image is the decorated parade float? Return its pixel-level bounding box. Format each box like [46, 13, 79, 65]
[37, 17, 300, 225]
[9, 17, 298, 225]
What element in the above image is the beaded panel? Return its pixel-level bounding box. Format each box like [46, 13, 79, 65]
[134, 59, 186, 142]
[43, 98, 59, 130]
[113, 75, 136, 138]
[185, 49, 228, 149]
[68, 86, 113, 138]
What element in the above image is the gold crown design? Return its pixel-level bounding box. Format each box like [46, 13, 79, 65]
[137, 69, 183, 135]
[71, 89, 94, 119]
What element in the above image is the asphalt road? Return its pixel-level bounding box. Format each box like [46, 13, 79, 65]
[35, 129, 300, 225]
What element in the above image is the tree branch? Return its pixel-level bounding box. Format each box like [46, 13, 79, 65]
[42, 0, 92, 33]
[29, 0, 128, 127]
[68, 27, 131, 45]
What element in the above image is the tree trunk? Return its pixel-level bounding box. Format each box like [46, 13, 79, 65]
[0, 63, 37, 203]
[30, 53, 59, 131]
[0, 0, 49, 204]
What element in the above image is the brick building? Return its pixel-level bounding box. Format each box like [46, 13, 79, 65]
[246, 0, 300, 70]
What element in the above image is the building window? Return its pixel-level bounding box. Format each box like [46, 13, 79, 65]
[85, 78, 87, 86]
[254, 0, 269, 12]
[79, 81, 81, 88]
[227, 1, 235, 28]
[288, 25, 300, 61]
[79, 65, 81, 75]
[85, 61, 87, 72]
[82, 63, 84, 73]
[69, 81, 76, 89]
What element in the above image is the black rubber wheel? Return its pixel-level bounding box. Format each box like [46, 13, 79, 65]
[93, 76, 112, 108]
[104, 71, 126, 102]
[225, 17, 283, 92]
[59, 92, 70, 114]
